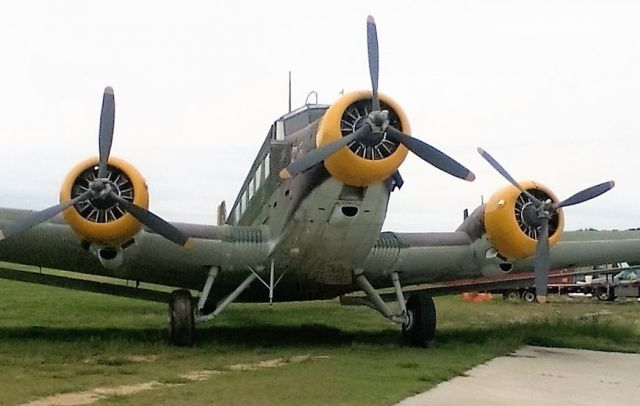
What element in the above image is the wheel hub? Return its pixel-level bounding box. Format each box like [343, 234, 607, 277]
[403, 309, 414, 330]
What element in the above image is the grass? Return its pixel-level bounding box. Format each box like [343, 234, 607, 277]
[0, 280, 639, 405]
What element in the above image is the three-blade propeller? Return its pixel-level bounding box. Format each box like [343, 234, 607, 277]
[0, 87, 191, 247]
[478, 147, 614, 303]
[280, 16, 475, 182]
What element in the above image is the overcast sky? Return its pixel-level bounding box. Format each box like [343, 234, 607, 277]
[0, 0, 639, 232]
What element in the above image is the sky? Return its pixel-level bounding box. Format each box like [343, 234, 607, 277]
[0, 0, 639, 232]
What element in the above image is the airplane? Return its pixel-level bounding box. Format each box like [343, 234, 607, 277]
[1, 16, 640, 347]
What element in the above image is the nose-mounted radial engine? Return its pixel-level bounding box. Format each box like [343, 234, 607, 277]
[0, 87, 190, 250]
[478, 147, 615, 303]
[279, 16, 476, 186]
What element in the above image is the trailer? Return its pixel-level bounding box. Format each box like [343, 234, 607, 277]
[496, 267, 640, 302]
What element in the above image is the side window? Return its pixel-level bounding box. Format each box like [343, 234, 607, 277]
[248, 177, 254, 201]
[240, 191, 247, 214]
[264, 154, 271, 179]
[258, 161, 264, 186]
[275, 121, 285, 140]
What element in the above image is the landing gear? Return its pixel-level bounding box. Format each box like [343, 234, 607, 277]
[353, 270, 436, 347]
[169, 289, 195, 346]
[402, 294, 436, 347]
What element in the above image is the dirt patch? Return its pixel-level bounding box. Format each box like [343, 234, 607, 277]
[126, 355, 159, 363]
[227, 354, 315, 371]
[179, 370, 221, 382]
[21, 355, 326, 406]
[21, 382, 161, 406]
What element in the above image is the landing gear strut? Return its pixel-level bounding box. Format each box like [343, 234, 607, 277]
[169, 289, 195, 346]
[354, 270, 436, 347]
[167, 266, 265, 346]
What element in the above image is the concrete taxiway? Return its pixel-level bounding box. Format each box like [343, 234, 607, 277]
[397, 346, 640, 405]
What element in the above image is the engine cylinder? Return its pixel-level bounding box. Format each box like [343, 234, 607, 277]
[484, 180, 564, 259]
[60, 156, 149, 246]
[316, 91, 411, 186]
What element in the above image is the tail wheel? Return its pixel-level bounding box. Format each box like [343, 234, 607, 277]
[169, 290, 195, 346]
[402, 294, 436, 347]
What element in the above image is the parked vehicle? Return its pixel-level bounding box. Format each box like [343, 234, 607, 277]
[495, 267, 640, 302]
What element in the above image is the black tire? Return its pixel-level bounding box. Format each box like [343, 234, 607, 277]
[596, 287, 608, 301]
[596, 287, 616, 302]
[402, 295, 436, 347]
[503, 289, 521, 301]
[521, 289, 537, 303]
[169, 289, 195, 346]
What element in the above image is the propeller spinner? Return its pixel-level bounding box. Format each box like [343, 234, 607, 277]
[280, 16, 475, 182]
[478, 147, 614, 303]
[0, 87, 191, 247]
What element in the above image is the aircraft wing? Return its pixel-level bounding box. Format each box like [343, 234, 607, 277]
[361, 229, 640, 290]
[0, 208, 271, 294]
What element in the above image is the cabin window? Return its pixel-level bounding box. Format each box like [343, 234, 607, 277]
[240, 192, 247, 213]
[248, 178, 254, 201]
[258, 162, 264, 186]
[264, 154, 270, 179]
[275, 121, 285, 140]
[252, 175, 258, 195]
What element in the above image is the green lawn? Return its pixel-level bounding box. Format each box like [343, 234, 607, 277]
[0, 279, 639, 405]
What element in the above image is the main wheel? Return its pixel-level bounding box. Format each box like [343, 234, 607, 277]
[169, 289, 195, 346]
[521, 289, 537, 303]
[402, 294, 436, 347]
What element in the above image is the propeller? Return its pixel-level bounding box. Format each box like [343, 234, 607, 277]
[98, 87, 115, 179]
[478, 147, 615, 303]
[279, 16, 475, 182]
[0, 87, 191, 248]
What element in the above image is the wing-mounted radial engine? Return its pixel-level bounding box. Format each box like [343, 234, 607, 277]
[59, 156, 150, 247]
[279, 16, 475, 186]
[0, 87, 190, 268]
[478, 147, 614, 303]
[484, 180, 564, 260]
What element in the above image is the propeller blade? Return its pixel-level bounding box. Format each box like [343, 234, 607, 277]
[555, 181, 615, 209]
[0, 190, 93, 240]
[98, 86, 115, 179]
[110, 193, 191, 247]
[279, 124, 371, 179]
[477, 147, 542, 206]
[534, 217, 551, 303]
[366, 15, 380, 111]
[386, 127, 475, 181]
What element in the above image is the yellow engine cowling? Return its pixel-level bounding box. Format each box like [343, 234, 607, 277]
[484, 180, 564, 259]
[59, 156, 149, 246]
[316, 91, 411, 186]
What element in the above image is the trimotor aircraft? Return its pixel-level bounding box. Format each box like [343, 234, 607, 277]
[1, 16, 639, 347]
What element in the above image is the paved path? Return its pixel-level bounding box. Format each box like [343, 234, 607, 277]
[397, 346, 640, 405]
